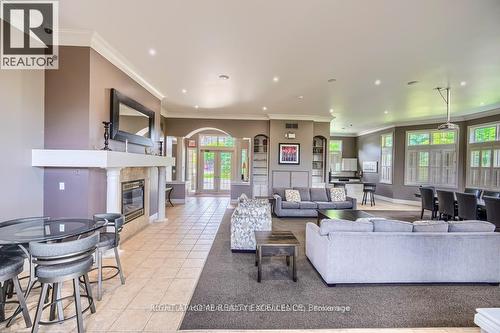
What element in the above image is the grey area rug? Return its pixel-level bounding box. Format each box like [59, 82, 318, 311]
[180, 209, 500, 330]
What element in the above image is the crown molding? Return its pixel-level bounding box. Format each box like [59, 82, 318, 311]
[266, 113, 332, 122]
[165, 112, 270, 121]
[59, 29, 165, 100]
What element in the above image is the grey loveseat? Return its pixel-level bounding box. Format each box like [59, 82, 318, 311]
[306, 218, 500, 285]
[272, 187, 356, 217]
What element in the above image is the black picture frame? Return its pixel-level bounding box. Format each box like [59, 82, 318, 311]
[110, 89, 155, 147]
[278, 143, 300, 165]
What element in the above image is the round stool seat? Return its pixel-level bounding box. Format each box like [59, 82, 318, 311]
[36, 256, 93, 280]
[0, 256, 24, 279]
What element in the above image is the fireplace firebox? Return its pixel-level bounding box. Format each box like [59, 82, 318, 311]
[122, 179, 145, 223]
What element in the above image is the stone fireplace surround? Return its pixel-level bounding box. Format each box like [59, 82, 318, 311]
[32, 149, 175, 242]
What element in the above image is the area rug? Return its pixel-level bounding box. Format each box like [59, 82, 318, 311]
[180, 209, 500, 330]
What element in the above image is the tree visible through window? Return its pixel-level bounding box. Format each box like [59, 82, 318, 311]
[329, 140, 342, 172]
[380, 133, 393, 184]
[467, 122, 500, 189]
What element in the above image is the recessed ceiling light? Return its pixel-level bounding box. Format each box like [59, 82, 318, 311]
[327, 78, 337, 83]
[329, 108, 334, 113]
[181, 89, 187, 94]
[407, 80, 418, 85]
[148, 48, 156, 56]
[218, 74, 230, 80]
[460, 81, 467, 86]
[480, 102, 485, 106]
[272, 76, 280, 83]
[374, 79, 381, 85]
[262, 106, 268, 111]
[384, 110, 389, 114]
[194, 105, 199, 109]
[298, 95, 304, 99]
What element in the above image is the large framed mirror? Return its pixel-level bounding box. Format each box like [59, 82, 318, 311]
[110, 89, 155, 147]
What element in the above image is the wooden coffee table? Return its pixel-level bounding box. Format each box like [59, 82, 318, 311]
[316, 209, 374, 225]
[254, 231, 300, 283]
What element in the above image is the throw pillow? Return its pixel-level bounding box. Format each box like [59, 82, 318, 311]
[285, 189, 301, 203]
[238, 193, 249, 203]
[413, 220, 449, 232]
[329, 187, 346, 202]
[448, 220, 496, 232]
[372, 219, 413, 232]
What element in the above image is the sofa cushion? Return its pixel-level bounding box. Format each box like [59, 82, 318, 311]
[316, 201, 336, 209]
[448, 220, 496, 232]
[282, 201, 300, 209]
[273, 188, 288, 200]
[319, 219, 373, 235]
[413, 220, 449, 232]
[285, 189, 301, 202]
[310, 188, 329, 202]
[294, 187, 311, 201]
[373, 219, 413, 232]
[331, 200, 353, 209]
[329, 187, 346, 202]
[299, 201, 317, 209]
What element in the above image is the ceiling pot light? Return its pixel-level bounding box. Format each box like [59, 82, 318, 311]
[181, 89, 187, 94]
[480, 102, 485, 106]
[460, 81, 467, 86]
[218, 74, 230, 80]
[435, 87, 459, 130]
[262, 106, 268, 111]
[273, 76, 279, 82]
[148, 48, 156, 56]
[384, 110, 389, 114]
[194, 105, 199, 109]
[298, 95, 304, 99]
[374, 79, 381, 85]
[329, 108, 334, 113]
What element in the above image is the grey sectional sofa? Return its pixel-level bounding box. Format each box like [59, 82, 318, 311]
[272, 187, 356, 217]
[306, 218, 500, 285]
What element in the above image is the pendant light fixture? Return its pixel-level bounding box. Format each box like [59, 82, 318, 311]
[436, 87, 459, 130]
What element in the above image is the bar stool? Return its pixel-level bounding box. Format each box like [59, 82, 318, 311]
[92, 213, 126, 301]
[362, 183, 376, 206]
[0, 254, 31, 328]
[30, 233, 98, 333]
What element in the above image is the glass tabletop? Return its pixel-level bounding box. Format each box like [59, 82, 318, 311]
[0, 218, 107, 245]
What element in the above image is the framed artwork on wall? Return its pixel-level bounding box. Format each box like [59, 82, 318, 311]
[362, 161, 378, 173]
[279, 143, 300, 165]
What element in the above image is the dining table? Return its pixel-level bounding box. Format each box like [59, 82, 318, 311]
[0, 217, 107, 323]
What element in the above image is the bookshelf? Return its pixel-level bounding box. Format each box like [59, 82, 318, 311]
[312, 136, 327, 187]
[252, 135, 269, 197]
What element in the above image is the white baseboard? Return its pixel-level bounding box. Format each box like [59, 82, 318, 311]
[170, 199, 185, 204]
[374, 194, 421, 207]
[149, 213, 158, 222]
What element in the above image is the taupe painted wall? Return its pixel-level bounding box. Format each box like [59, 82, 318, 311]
[331, 136, 357, 158]
[44, 46, 162, 218]
[0, 70, 45, 220]
[356, 110, 500, 201]
[163, 118, 269, 138]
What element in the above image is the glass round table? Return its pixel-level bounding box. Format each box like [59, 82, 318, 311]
[0, 217, 107, 245]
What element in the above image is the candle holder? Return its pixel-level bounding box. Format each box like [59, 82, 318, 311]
[101, 121, 112, 151]
[158, 141, 164, 156]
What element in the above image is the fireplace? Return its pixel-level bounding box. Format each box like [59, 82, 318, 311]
[122, 179, 145, 223]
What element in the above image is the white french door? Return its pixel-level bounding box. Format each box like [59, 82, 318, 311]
[201, 150, 233, 193]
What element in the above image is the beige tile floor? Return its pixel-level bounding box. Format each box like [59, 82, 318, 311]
[1, 196, 477, 333]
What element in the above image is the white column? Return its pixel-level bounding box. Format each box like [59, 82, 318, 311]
[106, 167, 122, 213]
[156, 166, 167, 222]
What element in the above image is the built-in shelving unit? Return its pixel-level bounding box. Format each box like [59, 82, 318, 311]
[252, 135, 269, 197]
[312, 136, 327, 187]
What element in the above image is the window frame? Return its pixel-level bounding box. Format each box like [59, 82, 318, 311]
[466, 121, 500, 190]
[404, 128, 459, 188]
[329, 140, 343, 173]
[380, 133, 393, 184]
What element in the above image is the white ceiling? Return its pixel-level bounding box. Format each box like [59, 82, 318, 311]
[57, 0, 500, 135]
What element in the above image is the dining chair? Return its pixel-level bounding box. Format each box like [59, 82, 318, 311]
[464, 187, 483, 199]
[92, 213, 126, 301]
[456, 192, 478, 220]
[29, 233, 98, 333]
[436, 190, 457, 221]
[419, 186, 438, 219]
[482, 190, 500, 198]
[0, 252, 31, 328]
[362, 183, 377, 206]
[483, 196, 500, 231]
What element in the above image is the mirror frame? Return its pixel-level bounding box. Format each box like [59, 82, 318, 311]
[110, 89, 155, 147]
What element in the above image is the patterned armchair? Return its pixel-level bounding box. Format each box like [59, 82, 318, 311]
[231, 199, 272, 251]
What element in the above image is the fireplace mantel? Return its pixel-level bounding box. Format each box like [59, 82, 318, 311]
[32, 149, 175, 168]
[32, 149, 174, 222]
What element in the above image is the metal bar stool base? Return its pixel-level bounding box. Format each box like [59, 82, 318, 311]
[37, 294, 94, 326]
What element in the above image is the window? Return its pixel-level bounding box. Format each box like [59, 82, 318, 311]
[467, 122, 500, 189]
[199, 135, 234, 147]
[405, 129, 458, 187]
[380, 133, 393, 184]
[329, 140, 342, 172]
